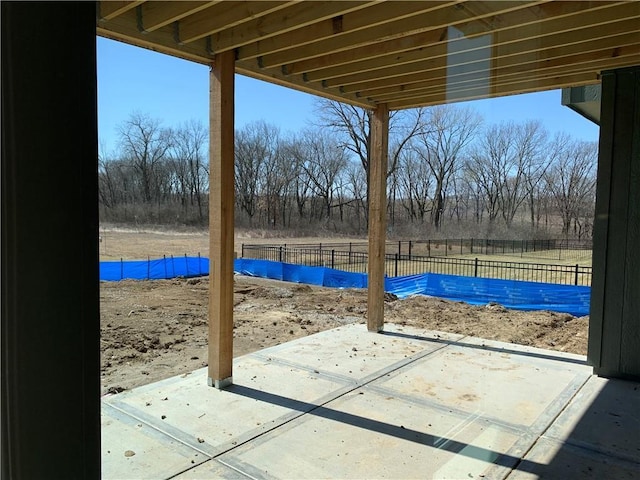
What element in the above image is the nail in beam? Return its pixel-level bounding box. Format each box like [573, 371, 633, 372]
[208, 50, 235, 389]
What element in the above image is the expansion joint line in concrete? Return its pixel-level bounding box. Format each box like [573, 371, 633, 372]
[502, 373, 593, 479]
[167, 334, 469, 479]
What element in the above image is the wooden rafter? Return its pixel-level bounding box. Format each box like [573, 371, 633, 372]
[259, 1, 545, 69]
[358, 37, 640, 99]
[236, 0, 460, 62]
[96, 0, 640, 110]
[209, 1, 376, 53]
[98, 0, 143, 21]
[328, 17, 640, 93]
[138, 1, 221, 33]
[304, 2, 638, 86]
[177, 1, 297, 44]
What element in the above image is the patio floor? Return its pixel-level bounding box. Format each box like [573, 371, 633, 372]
[102, 323, 640, 479]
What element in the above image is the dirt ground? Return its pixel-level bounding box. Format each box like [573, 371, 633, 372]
[99, 228, 589, 396]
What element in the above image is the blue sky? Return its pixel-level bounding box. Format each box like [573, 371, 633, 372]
[97, 37, 600, 154]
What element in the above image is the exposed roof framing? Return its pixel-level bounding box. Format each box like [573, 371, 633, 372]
[97, 0, 640, 110]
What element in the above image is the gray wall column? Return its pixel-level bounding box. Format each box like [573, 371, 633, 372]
[1, 3, 101, 477]
[589, 65, 640, 380]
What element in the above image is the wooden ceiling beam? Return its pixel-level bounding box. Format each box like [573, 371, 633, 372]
[286, 1, 629, 78]
[97, 10, 211, 64]
[341, 26, 640, 94]
[98, 1, 144, 21]
[208, 1, 374, 53]
[357, 34, 640, 98]
[385, 69, 604, 103]
[369, 51, 640, 103]
[283, 2, 606, 74]
[177, 1, 297, 44]
[95, 0, 640, 111]
[138, 1, 221, 33]
[387, 73, 600, 110]
[236, 1, 459, 61]
[323, 16, 640, 89]
[259, 1, 542, 69]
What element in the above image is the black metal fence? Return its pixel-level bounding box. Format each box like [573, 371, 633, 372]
[241, 244, 592, 286]
[242, 238, 592, 262]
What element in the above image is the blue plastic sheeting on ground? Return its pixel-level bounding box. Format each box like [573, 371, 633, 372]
[385, 272, 590, 317]
[234, 258, 590, 317]
[234, 258, 367, 289]
[101, 257, 590, 316]
[100, 256, 209, 281]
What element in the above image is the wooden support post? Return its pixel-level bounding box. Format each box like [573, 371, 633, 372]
[367, 104, 389, 332]
[208, 50, 235, 389]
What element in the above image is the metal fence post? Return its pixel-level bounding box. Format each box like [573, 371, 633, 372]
[575, 264, 579, 285]
[279, 246, 283, 263]
[474, 257, 479, 277]
[445, 239, 448, 256]
[394, 253, 399, 277]
[409, 240, 412, 259]
[331, 249, 335, 269]
[241, 243, 245, 258]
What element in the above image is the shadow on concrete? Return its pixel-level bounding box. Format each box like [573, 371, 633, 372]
[228, 384, 541, 472]
[226, 370, 639, 477]
[382, 330, 588, 365]
[509, 377, 640, 479]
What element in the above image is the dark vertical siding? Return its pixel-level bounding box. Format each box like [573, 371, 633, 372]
[1, 3, 101, 478]
[589, 66, 640, 380]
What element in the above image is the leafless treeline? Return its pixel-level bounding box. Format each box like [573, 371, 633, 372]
[99, 102, 598, 239]
[99, 112, 209, 225]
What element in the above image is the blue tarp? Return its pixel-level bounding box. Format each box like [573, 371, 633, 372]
[233, 258, 368, 289]
[384, 272, 590, 317]
[100, 256, 209, 281]
[100, 257, 590, 316]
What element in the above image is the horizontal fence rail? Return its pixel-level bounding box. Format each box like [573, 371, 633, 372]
[242, 238, 592, 262]
[242, 244, 592, 286]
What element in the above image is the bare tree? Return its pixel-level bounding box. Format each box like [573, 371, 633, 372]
[414, 105, 482, 230]
[397, 148, 432, 223]
[169, 120, 208, 223]
[545, 136, 598, 237]
[516, 121, 550, 230]
[465, 120, 549, 230]
[234, 121, 279, 224]
[291, 128, 348, 220]
[344, 162, 367, 233]
[117, 112, 173, 204]
[315, 99, 426, 223]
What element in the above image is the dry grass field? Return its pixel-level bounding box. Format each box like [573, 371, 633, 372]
[99, 227, 591, 396]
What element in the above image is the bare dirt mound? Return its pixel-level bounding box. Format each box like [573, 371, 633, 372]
[100, 275, 588, 396]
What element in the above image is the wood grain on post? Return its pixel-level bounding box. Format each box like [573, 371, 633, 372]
[368, 104, 389, 332]
[208, 50, 235, 388]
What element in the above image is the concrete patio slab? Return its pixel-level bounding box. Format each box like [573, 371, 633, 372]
[101, 323, 640, 480]
[101, 403, 207, 479]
